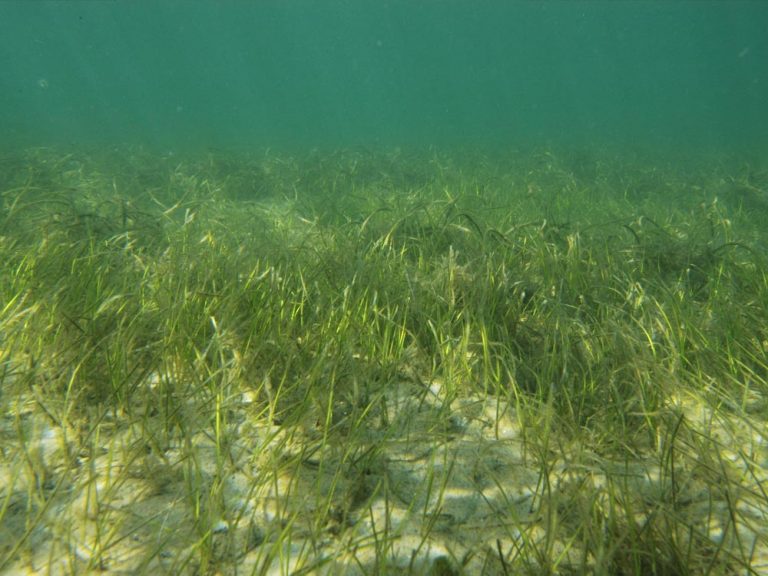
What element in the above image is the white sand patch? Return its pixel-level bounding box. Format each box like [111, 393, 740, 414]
[1, 374, 766, 574]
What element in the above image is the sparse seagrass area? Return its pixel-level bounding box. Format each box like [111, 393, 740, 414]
[0, 147, 766, 575]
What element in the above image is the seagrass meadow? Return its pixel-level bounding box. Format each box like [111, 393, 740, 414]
[0, 146, 767, 575]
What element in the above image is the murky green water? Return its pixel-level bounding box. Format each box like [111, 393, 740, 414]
[1, 1, 766, 156]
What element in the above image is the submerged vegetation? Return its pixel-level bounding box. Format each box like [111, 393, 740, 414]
[0, 146, 766, 574]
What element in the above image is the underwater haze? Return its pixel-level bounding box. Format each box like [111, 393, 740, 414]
[1, 0, 767, 156]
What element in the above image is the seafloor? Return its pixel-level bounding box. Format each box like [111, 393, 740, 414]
[1, 147, 766, 575]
